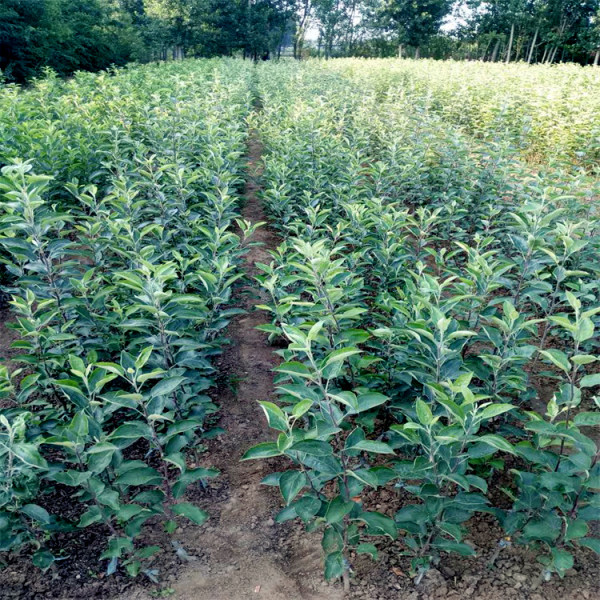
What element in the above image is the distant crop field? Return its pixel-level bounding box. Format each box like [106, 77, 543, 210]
[1, 58, 599, 600]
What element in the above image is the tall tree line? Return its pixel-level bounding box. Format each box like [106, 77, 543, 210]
[0, 0, 294, 82]
[1, 0, 599, 82]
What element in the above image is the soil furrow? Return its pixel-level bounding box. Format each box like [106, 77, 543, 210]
[122, 126, 343, 600]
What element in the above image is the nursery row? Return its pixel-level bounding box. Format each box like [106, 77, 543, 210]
[320, 59, 600, 169]
[245, 59, 600, 588]
[0, 59, 256, 578]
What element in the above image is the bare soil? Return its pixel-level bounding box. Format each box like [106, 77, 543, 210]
[0, 308, 18, 371]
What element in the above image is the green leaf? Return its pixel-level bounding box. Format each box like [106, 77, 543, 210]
[325, 496, 354, 524]
[415, 399, 434, 426]
[322, 527, 344, 554]
[355, 511, 397, 539]
[292, 400, 313, 418]
[13, 443, 47, 469]
[356, 392, 388, 413]
[135, 347, 154, 369]
[50, 470, 92, 487]
[573, 412, 600, 426]
[114, 467, 162, 487]
[78, 506, 103, 528]
[324, 551, 345, 581]
[150, 376, 186, 397]
[22, 504, 50, 524]
[539, 349, 571, 373]
[523, 518, 560, 543]
[477, 403, 515, 421]
[565, 520, 588, 542]
[172, 503, 209, 526]
[350, 439, 394, 455]
[289, 440, 333, 456]
[356, 543, 378, 560]
[433, 539, 475, 556]
[323, 347, 361, 367]
[475, 435, 515, 454]
[279, 471, 306, 505]
[259, 401, 288, 431]
[575, 317, 594, 343]
[32, 550, 55, 571]
[275, 361, 312, 378]
[578, 537, 600, 554]
[580, 374, 600, 388]
[550, 547, 574, 572]
[241, 442, 282, 460]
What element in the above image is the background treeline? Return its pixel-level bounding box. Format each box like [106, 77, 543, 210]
[1, 0, 599, 82]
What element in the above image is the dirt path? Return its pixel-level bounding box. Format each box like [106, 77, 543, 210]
[121, 129, 343, 600]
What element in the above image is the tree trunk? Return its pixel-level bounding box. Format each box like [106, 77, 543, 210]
[414, 46, 420, 59]
[505, 23, 514, 63]
[293, 0, 311, 60]
[527, 27, 539, 63]
[481, 39, 492, 61]
[491, 39, 500, 62]
[398, 44, 403, 58]
[549, 45, 559, 64]
[595, 48, 600, 66]
[541, 45, 548, 63]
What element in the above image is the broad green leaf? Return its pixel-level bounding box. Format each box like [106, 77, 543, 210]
[356, 392, 388, 413]
[355, 511, 397, 539]
[350, 440, 394, 455]
[324, 551, 345, 581]
[415, 399, 434, 426]
[259, 401, 288, 431]
[578, 538, 600, 554]
[292, 400, 313, 418]
[565, 520, 588, 542]
[241, 442, 282, 460]
[22, 504, 50, 524]
[279, 471, 306, 505]
[172, 503, 209, 526]
[323, 347, 361, 367]
[573, 412, 600, 426]
[115, 467, 162, 487]
[275, 361, 313, 378]
[289, 440, 332, 456]
[475, 435, 515, 454]
[580, 374, 600, 388]
[477, 403, 515, 421]
[325, 496, 354, 524]
[356, 543, 378, 560]
[150, 376, 186, 398]
[539, 349, 571, 373]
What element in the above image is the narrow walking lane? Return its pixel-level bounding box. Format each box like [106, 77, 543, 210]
[123, 124, 343, 600]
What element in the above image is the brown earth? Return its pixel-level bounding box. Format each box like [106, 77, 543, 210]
[0, 308, 18, 371]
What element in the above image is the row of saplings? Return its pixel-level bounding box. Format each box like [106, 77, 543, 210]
[245, 232, 600, 590]
[0, 150, 252, 580]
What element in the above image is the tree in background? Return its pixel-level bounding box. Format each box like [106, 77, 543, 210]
[461, 0, 600, 63]
[380, 0, 454, 57]
[1, 0, 599, 82]
[0, 0, 137, 82]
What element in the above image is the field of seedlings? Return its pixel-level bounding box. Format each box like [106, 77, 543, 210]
[1, 58, 599, 600]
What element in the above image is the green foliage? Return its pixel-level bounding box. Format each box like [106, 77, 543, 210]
[246, 59, 600, 587]
[0, 58, 254, 577]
